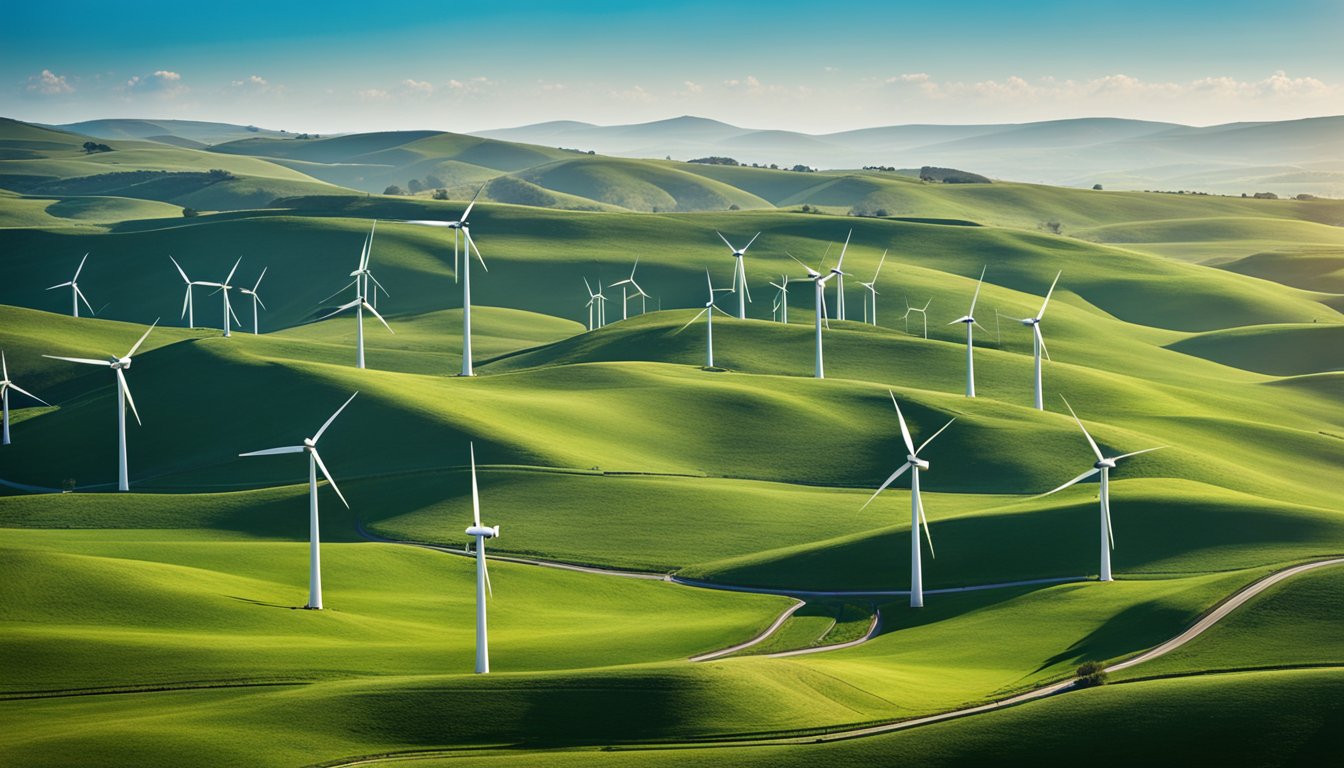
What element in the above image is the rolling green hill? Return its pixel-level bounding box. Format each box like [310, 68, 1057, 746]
[0, 124, 1340, 767]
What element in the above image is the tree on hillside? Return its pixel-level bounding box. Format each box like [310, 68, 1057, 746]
[425, 174, 446, 189]
[82, 141, 112, 154]
[407, 178, 425, 194]
[384, 185, 404, 196]
[432, 188, 449, 200]
[1092, 183, 1103, 190]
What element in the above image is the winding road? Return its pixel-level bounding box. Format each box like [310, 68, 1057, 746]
[326, 536, 1344, 764]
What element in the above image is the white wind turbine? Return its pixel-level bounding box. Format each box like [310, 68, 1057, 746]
[769, 274, 790, 323]
[1019, 271, 1061, 410]
[789, 245, 846, 379]
[198, 258, 242, 338]
[609, 257, 650, 320]
[404, 187, 487, 376]
[316, 235, 393, 369]
[674, 269, 734, 368]
[44, 321, 158, 491]
[1, 351, 51, 445]
[352, 221, 390, 311]
[47, 253, 94, 318]
[583, 277, 600, 330]
[464, 442, 500, 674]
[239, 268, 268, 335]
[1040, 396, 1164, 582]
[903, 297, 931, 339]
[949, 266, 987, 397]
[832, 229, 853, 321]
[238, 392, 357, 610]
[716, 231, 760, 319]
[860, 393, 955, 608]
[859, 249, 888, 325]
[170, 256, 207, 328]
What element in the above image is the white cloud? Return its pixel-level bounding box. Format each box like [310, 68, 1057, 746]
[356, 88, 390, 101]
[27, 69, 74, 95]
[403, 78, 434, 94]
[125, 70, 188, 97]
[682, 80, 703, 93]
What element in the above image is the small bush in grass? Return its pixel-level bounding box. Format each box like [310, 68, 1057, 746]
[1076, 661, 1108, 688]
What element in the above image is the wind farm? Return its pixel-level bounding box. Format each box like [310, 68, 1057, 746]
[1, 3, 1341, 765]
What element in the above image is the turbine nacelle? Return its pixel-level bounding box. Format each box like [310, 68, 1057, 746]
[466, 524, 499, 539]
[113, 357, 131, 370]
[953, 315, 975, 324]
[1095, 458, 1117, 469]
[1021, 317, 1040, 327]
[910, 456, 930, 470]
[303, 437, 316, 448]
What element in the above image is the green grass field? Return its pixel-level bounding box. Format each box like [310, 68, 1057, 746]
[0, 115, 1339, 766]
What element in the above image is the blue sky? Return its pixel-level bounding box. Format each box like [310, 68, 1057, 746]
[3, 0, 1340, 132]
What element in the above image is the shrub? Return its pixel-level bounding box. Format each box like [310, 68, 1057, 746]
[688, 156, 740, 166]
[206, 169, 236, 182]
[1093, 183, 1103, 190]
[728, 204, 740, 210]
[1075, 661, 1108, 688]
[82, 141, 112, 154]
[383, 185, 404, 196]
[432, 188, 449, 200]
[182, 207, 199, 217]
[1252, 192, 1279, 199]
[407, 178, 425, 194]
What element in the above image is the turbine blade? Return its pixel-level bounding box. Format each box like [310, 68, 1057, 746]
[873, 249, 888, 281]
[254, 293, 268, 311]
[76, 286, 96, 315]
[316, 298, 361, 322]
[1, 350, 6, 380]
[1037, 270, 1061, 320]
[705, 268, 714, 298]
[44, 355, 112, 366]
[482, 541, 493, 598]
[711, 304, 734, 318]
[1037, 325, 1051, 362]
[1039, 467, 1100, 497]
[470, 442, 482, 528]
[742, 232, 760, 252]
[254, 266, 267, 292]
[125, 320, 158, 358]
[7, 381, 51, 408]
[228, 297, 241, 327]
[785, 251, 819, 277]
[1105, 494, 1115, 550]
[859, 462, 911, 510]
[916, 418, 956, 455]
[1113, 445, 1166, 462]
[453, 229, 460, 284]
[239, 445, 305, 457]
[673, 308, 710, 334]
[311, 449, 349, 508]
[313, 392, 358, 444]
[584, 276, 595, 297]
[170, 255, 190, 283]
[716, 231, 736, 252]
[318, 280, 358, 306]
[820, 290, 830, 330]
[468, 230, 487, 271]
[968, 265, 986, 315]
[362, 301, 394, 334]
[835, 228, 853, 271]
[919, 494, 935, 559]
[181, 286, 191, 319]
[890, 392, 916, 455]
[47, 282, 73, 290]
[116, 368, 141, 426]
[1060, 396, 1105, 463]
[224, 258, 241, 287]
[461, 184, 485, 222]
[74, 253, 89, 281]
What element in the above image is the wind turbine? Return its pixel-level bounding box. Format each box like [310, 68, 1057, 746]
[860, 393, 955, 608]
[316, 240, 393, 369]
[716, 231, 760, 319]
[1, 351, 51, 445]
[1040, 397, 1164, 582]
[238, 392, 357, 610]
[674, 269, 734, 368]
[44, 320, 158, 491]
[351, 222, 390, 311]
[859, 249, 888, 325]
[170, 256, 207, 328]
[47, 253, 94, 318]
[903, 297, 931, 338]
[789, 245, 844, 379]
[769, 275, 790, 323]
[239, 268, 268, 335]
[609, 258, 650, 320]
[1019, 271, 1061, 410]
[949, 266, 987, 397]
[464, 442, 500, 674]
[198, 258, 242, 338]
[404, 187, 487, 376]
[831, 230, 853, 321]
[583, 278, 600, 330]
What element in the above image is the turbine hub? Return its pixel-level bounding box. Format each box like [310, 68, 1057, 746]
[1095, 459, 1116, 469]
[114, 358, 131, 369]
[303, 437, 316, 448]
[910, 456, 929, 470]
[465, 525, 497, 538]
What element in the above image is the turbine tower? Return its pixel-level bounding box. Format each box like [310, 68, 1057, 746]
[1, 351, 51, 445]
[47, 253, 94, 318]
[859, 249, 888, 325]
[198, 258, 242, 338]
[769, 275, 789, 323]
[464, 442, 500, 674]
[949, 266, 987, 397]
[316, 233, 393, 369]
[170, 256, 206, 328]
[1019, 271, 1061, 410]
[1040, 396, 1164, 582]
[44, 320, 158, 491]
[404, 186, 487, 376]
[239, 392, 358, 609]
[860, 393, 955, 608]
[716, 231, 760, 319]
[903, 297, 931, 338]
[790, 246, 844, 379]
[675, 269, 734, 368]
[831, 230, 853, 321]
[239, 267, 268, 335]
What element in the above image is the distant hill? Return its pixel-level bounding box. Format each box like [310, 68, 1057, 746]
[475, 115, 1344, 197]
[55, 118, 292, 146]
